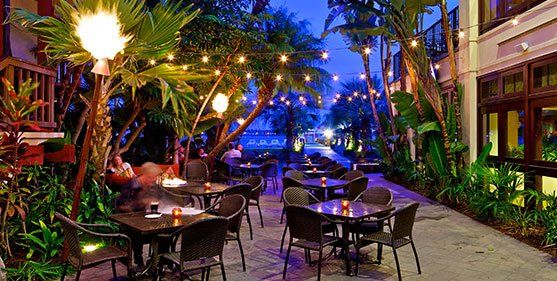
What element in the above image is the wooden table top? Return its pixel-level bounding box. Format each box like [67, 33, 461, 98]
[301, 178, 348, 189]
[109, 212, 214, 235]
[163, 182, 230, 196]
[307, 199, 394, 221]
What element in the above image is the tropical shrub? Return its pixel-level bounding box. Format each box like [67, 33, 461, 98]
[18, 221, 64, 260]
[3, 260, 67, 281]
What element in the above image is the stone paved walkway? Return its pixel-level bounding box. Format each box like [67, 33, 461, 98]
[78, 146, 557, 280]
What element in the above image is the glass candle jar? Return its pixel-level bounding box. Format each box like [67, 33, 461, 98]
[312, 167, 317, 173]
[341, 199, 350, 210]
[204, 182, 212, 191]
[172, 208, 182, 219]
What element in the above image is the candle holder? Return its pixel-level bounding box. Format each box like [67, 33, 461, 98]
[312, 167, 317, 173]
[204, 182, 212, 191]
[341, 199, 350, 210]
[172, 207, 182, 219]
[320, 177, 327, 185]
[247, 162, 251, 168]
[173, 217, 182, 226]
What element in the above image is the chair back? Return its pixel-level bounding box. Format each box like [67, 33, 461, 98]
[226, 158, 242, 166]
[347, 177, 369, 200]
[318, 158, 332, 165]
[329, 167, 348, 179]
[260, 162, 277, 178]
[289, 163, 304, 171]
[326, 163, 343, 171]
[359, 186, 393, 206]
[282, 166, 295, 176]
[283, 187, 318, 206]
[392, 202, 420, 240]
[265, 159, 279, 164]
[217, 194, 246, 234]
[55, 213, 83, 262]
[244, 176, 264, 201]
[224, 183, 252, 205]
[178, 217, 229, 262]
[284, 170, 306, 181]
[282, 177, 306, 190]
[215, 159, 232, 178]
[285, 205, 323, 244]
[185, 160, 208, 181]
[340, 170, 364, 181]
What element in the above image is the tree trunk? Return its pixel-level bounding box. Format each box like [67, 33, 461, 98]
[108, 100, 141, 159]
[72, 106, 89, 145]
[285, 105, 295, 150]
[380, 36, 397, 137]
[56, 64, 85, 131]
[1, 0, 12, 58]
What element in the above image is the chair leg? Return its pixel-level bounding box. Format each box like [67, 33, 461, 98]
[246, 209, 253, 240]
[201, 268, 205, 281]
[238, 238, 246, 271]
[111, 260, 117, 279]
[317, 249, 323, 281]
[282, 244, 292, 279]
[60, 264, 68, 281]
[206, 267, 211, 281]
[220, 261, 227, 281]
[280, 225, 288, 253]
[273, 177, 278, 194]
[257, 203, 264, 228]
[280, 207, 285, 224]
[355, 242, 360, 276]
[377, 243, 383, 264]
[75, 269, 82, 281]
[392, 248, 402, 281]
[410, 241, 421, 274]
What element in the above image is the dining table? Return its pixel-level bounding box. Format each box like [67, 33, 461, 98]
[109, 211, 214, 277]
[162, 182, 230, 209]
[301, 178, 348, 200]
[307, 199, 394, 276]
[232, 163, 262, 177]
[303, 169, 329, 178]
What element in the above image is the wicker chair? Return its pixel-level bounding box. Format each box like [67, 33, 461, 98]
[279, 187, 338, 253]
[184, 160, 208, 182]
[328, 167, 348, 179]
[280, 177, 310, 223]
[284, 170, 308, 181]
[260, 162, 278, 194]
[206, 194, 247, 272]
[329, 176, 369, 200]
[351, 186, 394, 259]
[156, 217, 229, 281]
[224, 183, 254, 240]
[325, 163, 343, 171]
[282, 205, 341, 281]
[55, 213, 132, 281]
[339, 170, 364, 181]
[282, 166, 294, 176]
[244, 176, 265, 228]
[356, 202, 421, 280]
[289, 163, 305, 171]
[214, 159, 242, 184]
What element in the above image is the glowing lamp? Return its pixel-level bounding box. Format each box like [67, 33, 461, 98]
[212, 93, 229, 118]
[237, 118, 245, 125]
[76, 10, 130, 76]
[204, 182, 212, 191]
[83, 244, 98, 253]
[324, 129, 333, 139]
[247, 162, 251, 168]
[321, 177, 327, 185]
[172, 208, 182, 219]
[332, 74, 339, 81]
[312, 167, 317, 173]
[341, 199, 350, 210]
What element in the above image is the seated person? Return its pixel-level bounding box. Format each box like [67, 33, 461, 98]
[197, 148, 208, 159]
[220, 142, 242, 162]
[108, 155, 135, 178]
[236, 144, 244, 155]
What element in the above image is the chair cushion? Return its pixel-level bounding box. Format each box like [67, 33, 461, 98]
[79, 245, 128, 267]
[160, 252, 221, 271]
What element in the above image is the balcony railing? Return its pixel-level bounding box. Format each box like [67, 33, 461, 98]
[391, 6, 459, 82]
[0, 57, 57, 129]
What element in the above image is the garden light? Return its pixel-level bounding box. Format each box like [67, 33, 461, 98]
[324, 129, 333, 139]
[202, 56, 209, 63]
[212, 93, 229, 118]
[76, 10, 130, 76]
[238, 56, 246, 63]
[83, 244, 98, 253]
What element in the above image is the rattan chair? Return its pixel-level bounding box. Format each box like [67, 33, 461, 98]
[279, 187, 338, 253]
[55, 213, 132, 281]
[244, 176, 265, 228]
[356, 202, 421, 280]
[206, 194, 247, 272]
[184, 160, 209, 181]
[284, 170, 308, 181]
[260, 162, 278, 194]
[282, 205, 341, 281]
[280, 177, 310, 223]
[325, 163, 343, 171]
[214, 159, 242, 184]
[224, 183, 254, 240]
[282, 166, 294, 176]
[329, 176, 369, 200]
[156, 217, 229, 281]
[339, 170, 365, 181]
[289, 163, 305, 171]
[328, 167, 348, 179]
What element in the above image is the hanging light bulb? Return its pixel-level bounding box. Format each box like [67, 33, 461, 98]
[359, 73, 366, 80]
[182, 65, 189, 71]
[410, 39, 418, 47]
[458, 30, 465, 38]
[304, 75, 311, 82]
[167, 54, 174, 61]
[388, 70, 393, 77]
[364, 47, 371, 54]
[246, 72, 252, 79]
[238, 56, 246, 64]
[353, 91, 358, 97]
[269, 100, 274, 105]
[275, 74, 282, 81]
[335, 93, 341, 99]
[214, 69, 221, 76]
[149, 59, 156, 65]
[434, 63, 440, 70]
[299, 96, 304, 101]
[348, 97, 353, 102]
[321, 51, 329, 60]
[280, 54, 288, 63]
[512, 17, 519, 26]
[285, 100, 291, 106]
[332, 74, 339, 81]
[202, 56, 209, 63]
[237, 118, 246, 125]
[212, 93, 229, 118]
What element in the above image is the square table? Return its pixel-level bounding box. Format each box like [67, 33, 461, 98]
[307, 200, 394, 276]
[109, 212, 214, 277]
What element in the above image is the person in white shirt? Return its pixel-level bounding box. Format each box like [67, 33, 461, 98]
[221, 142, 242, 162]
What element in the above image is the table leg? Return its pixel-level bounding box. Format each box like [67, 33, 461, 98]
[342, 221, 351, 276]
[203, 196, 212, 209]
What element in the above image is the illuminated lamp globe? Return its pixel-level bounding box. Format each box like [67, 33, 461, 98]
[76, 10, 130, 76]
[324, 129, 334, 139]
[212, 93, 229, 118]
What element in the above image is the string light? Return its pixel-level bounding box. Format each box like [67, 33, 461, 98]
[376, 93, 381, 99]
[238, 56, 246, 64]
[182, 65, 189, 71]
[362, 95, 367, 99]
[280, 96, 286, 102]
[252, 100, 257, 105]
[302, 100, 307, 105]
[167, 54, 174, 61]
[359, 73, 366, 80]
[371, 89, 376, 94]
[410, 40, 418, 47]
[149, 59, 156, 65]
[387, 70, 393, 77]
[364, 47, 371, 54]
[333, 74, 339, 81]
[242, 96, 247, 101]
[434, 63, 440, 70]
[202, 56, 209, 63]
[304, 75, 311, 82]
[353, 91, 358, 96]
[318, 100, 322, 104]
[458, 30, 465, 38]
[389, 86, 395, 92]
[237, 118, 245, 125]
[246, 72, 252, 79]
[280, 54, 288, 63]
[348, 97, 353, 102]
[285, 100, 291, 106]
[214, 69, 221, 76]
[333, 98, 337, 103]
[335, 93, 341, 99]
[299, 96, 304, 101]
[321, 51, 329, 60]
[269, 100, 274, 105]
[275, 74, 282, 81]
[512, 17, 519, 26]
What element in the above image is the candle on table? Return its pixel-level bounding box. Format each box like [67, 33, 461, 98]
[204, 182, 212, 191]
[172, 207, 182, 219]
[341, 199, 350, 210]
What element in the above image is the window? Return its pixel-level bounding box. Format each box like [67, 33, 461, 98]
[506, 110, 524, 158]
[503, 72, 523, 94]
[481, 79, 498, 100]
[534, 106, 557, 162]
[539, 176, 557, 196]
[482, 113, 498, 156]
[533, 62, 557, 89]
[480, 0, 544, 33]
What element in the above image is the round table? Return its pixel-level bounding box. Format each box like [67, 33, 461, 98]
[301, 178, 348, 200]
[232, 164, 262, 177]
[303, 169, 329, 178]
[163, 182, 230, 209]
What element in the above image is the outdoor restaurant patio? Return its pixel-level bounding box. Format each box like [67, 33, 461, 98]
[2, 0, 557, 280]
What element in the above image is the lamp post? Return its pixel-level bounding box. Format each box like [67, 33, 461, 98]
[70, 11, 130, 220]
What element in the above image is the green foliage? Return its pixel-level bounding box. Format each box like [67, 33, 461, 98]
[525, 190, 557, 245]
[4, 260, 67, 281]
[18, 221, 64, 260]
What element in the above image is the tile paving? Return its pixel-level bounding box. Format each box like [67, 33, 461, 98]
[78, 145, 557, 280]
